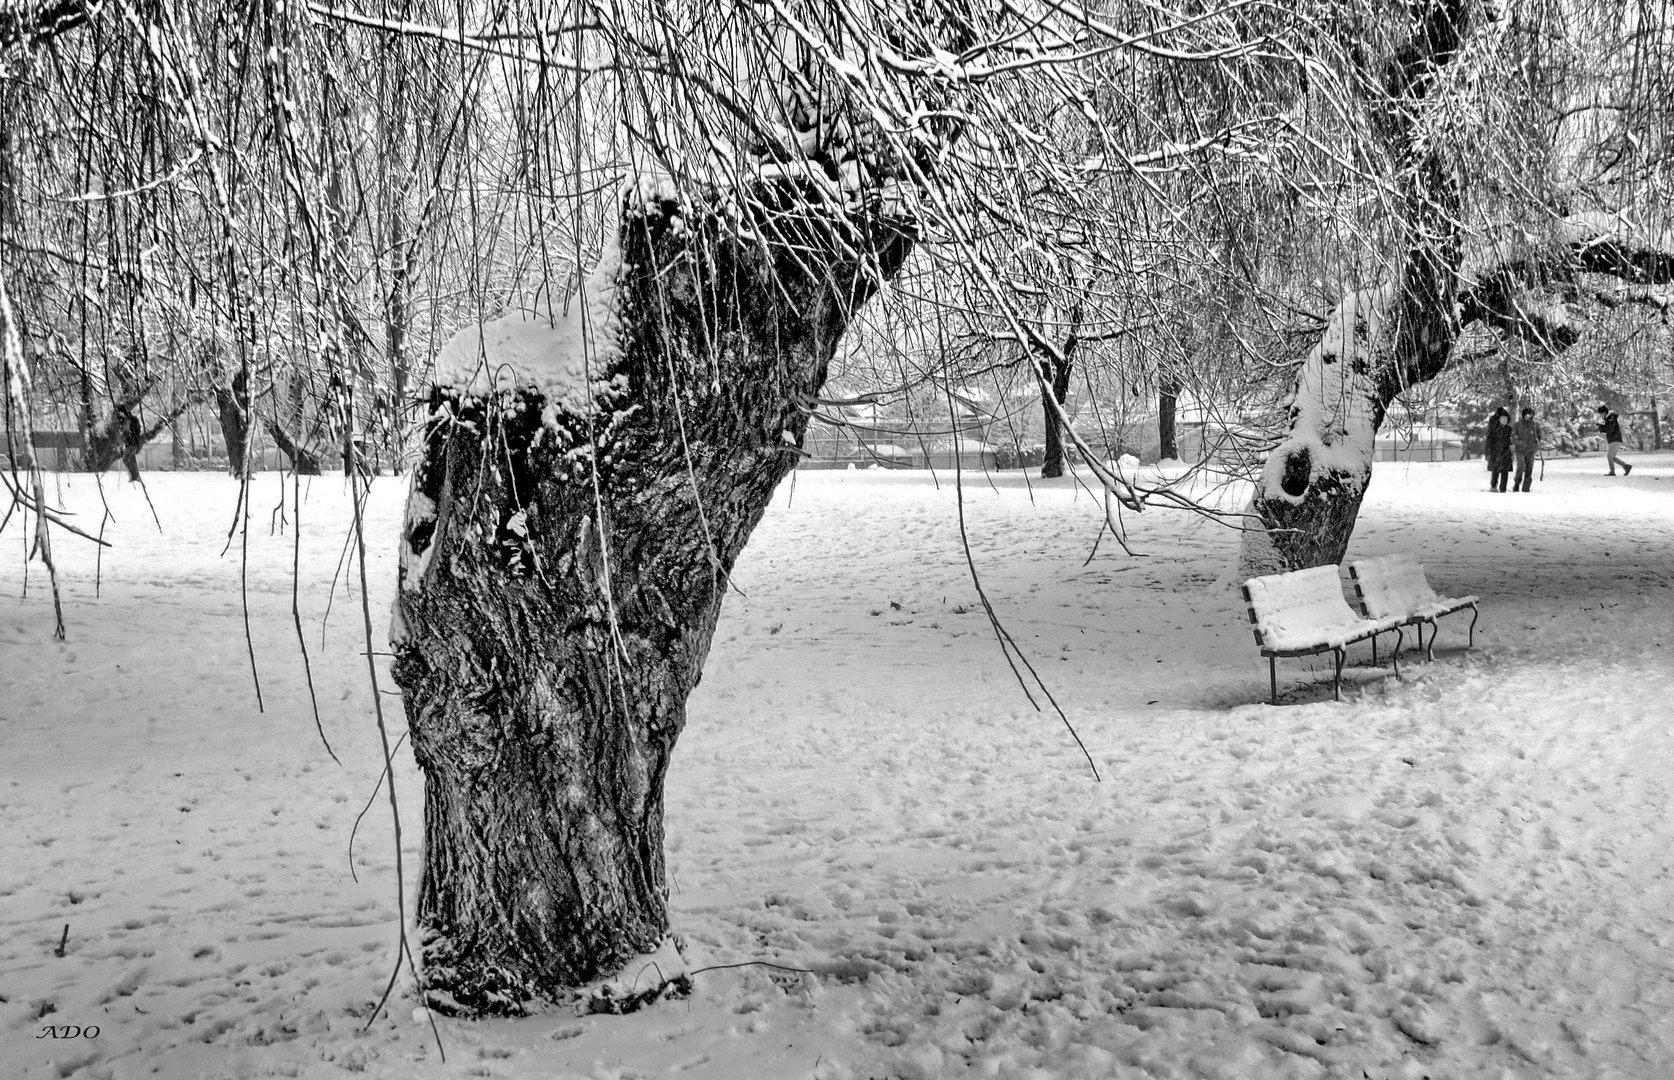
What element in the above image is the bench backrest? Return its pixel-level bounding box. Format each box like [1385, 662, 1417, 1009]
[1240, 565, 1365, 651]
[1347, 554, 1438, 620]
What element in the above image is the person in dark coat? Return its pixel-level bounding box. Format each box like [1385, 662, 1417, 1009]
[1596, 403, 1633, 475]
[1485, 406, 1513, 492]
[1511, 407, 1541, 491]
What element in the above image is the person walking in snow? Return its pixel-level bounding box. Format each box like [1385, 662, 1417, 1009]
[1485, 406, 1513, 492]
[1595, 403, 1634, 476]
[1511, 407, 1541, 492]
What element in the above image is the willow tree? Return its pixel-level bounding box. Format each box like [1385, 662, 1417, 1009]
[3, 0, 1347, 1015]
[1239, 0, 1674, 574]
[378, 0, 1333, 1010]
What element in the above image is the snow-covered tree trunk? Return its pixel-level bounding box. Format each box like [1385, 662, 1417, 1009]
[1238, 0, 1468, 575]
[1237, 270, 1455, 575]
[1239, 204, 1674, 577]
[389, 182, 914, 1013]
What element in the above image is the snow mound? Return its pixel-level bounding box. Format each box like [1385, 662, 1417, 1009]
[432, 236, 626, 423]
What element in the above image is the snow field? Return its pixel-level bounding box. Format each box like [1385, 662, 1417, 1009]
[1, 453, 1671, 1079]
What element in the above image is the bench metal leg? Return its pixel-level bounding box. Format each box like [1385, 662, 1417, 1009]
[1425, 620, 1437, 662]
[1270, 656, 1278, 705]
[1371, 633, 1379, 667]
[1391, 627, 1402, 678]
[1467, 605, 1479, 649]
[1332, 648, 1345, 701]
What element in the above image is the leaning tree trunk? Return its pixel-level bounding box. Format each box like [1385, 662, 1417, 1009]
[1239, 196, 1464, 577]
[265, 419, 322, 475]
[82, 392, 191, 480]
[1238, 0, 1468, 576]
[389, 185, 915, 1014]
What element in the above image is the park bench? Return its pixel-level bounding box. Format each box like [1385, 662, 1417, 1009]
[1240, 565, 1407, 705]
[1346, 554, 1479, 662]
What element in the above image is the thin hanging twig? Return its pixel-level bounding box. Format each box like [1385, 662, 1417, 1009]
[291, 470, 337, 763]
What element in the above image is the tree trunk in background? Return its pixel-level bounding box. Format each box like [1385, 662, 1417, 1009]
[1158, 381, 1179, 461]
[84, 405, 143, 480]
[265, 420, 322, 475]
[80, 380, 191, 480]
[1039, 355, 1074, 478]
[390, 186, 915, 1014]
[214, 368, 250, 476]
[1038, 301, 1083, 479]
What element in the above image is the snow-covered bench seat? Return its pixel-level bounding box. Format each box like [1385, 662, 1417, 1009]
[1240, 566, 1407, 705]
[1346, 554, 1479, 662]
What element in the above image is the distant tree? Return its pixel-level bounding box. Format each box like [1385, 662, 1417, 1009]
[1239, 0, 1674, 575]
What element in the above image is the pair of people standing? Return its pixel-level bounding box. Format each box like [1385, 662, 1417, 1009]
[1486, 406, 1542, 492]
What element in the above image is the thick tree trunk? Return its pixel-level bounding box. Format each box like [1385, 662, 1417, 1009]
[390, 185, 914, 1014]
[1239, 255, 1461, 576]
[84, 405, 143, 480]
[1239, 210, 1674, 576]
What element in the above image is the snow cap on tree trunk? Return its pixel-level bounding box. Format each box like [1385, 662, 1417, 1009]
[395, 234, 631, 644]
[431, 235, 628, 427]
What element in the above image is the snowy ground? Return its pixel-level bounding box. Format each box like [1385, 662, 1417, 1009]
[3, 452, 1672, 1080]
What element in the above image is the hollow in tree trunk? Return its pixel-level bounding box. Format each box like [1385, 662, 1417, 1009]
[389, 184, 915, 1014]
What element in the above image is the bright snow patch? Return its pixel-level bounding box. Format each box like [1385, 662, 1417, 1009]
[431, 236, 625, 425]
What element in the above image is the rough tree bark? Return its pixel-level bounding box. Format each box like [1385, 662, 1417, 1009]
[389, 182, 916, 1014]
